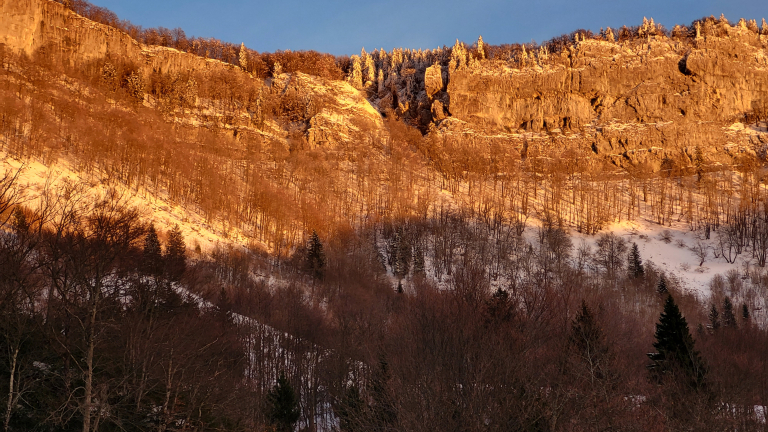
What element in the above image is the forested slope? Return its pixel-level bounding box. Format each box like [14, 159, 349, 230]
[1, 1, 768, 431]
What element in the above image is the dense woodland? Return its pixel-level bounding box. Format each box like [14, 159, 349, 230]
[1, 3, 768, 431]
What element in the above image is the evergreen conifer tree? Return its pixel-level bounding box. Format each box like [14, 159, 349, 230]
[266, 372, 300, 432]
[707, 304, 720, 331]
[742, 303, 750, 323]
[306, 230, 325, 280]
[396, 237, 411, 279]
[648, 295, 706, 390]
[11, 207, 28, 233]
[387, 230, 398, 268]
[412, 243, 425, 275]
[485, 288, 514, 323]
[238, 42, 248, 70]
[164, 224, 187, 281]
[694, 146, 705, 180]
[476, 35, 486, 59]
[722, 296, 737, 328]
[388, 227, 411, 280]
[627, 242, 644, 278]
[656, 275, 668, 294]
[370, 357, 397, 428]
[142, 223, 163, 275]
[337, 384, 365, 432]
[569, 301, 608, 373]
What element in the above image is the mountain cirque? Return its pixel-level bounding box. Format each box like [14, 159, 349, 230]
[2, 0, 768, 170]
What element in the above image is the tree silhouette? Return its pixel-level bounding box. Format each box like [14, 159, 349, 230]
[142, 223, 163, 275]
[370, 357, 397, 428]
[388, 227, 411, 280]
[164, 224, 187, 281]
[648, 295, 706, 390]
[238, 42, 248, 70]
[722, 296, 737, 328]
[656, 275, 668, 295]
[570, 302, 606, 360]
[266, 372, 300, 432]
[569, 301, 610, 381]
[707, 304, 720, 331]
[627, 242, 644, 278]
[337, 384, 366, 432]
[305, 230, 325, 280]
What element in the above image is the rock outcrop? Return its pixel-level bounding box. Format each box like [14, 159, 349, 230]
[441, 30, 768, 169]
[448, 36, 768, 131]
[0, 0, 384, 150]
[270, 73, 384, 149]
[2, 0, 768, 170]
[339, 21, 768, 169]
[1, 0, 239, 75]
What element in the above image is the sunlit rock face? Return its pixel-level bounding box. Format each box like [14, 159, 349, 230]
[3, 1, 768, 169]
[442, 30, 768, 169]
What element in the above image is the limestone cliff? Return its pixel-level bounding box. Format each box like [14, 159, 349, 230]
[3, 0, 768, 170]
[442, 32, 768, 169]
[0, 0, 383, 149]
[350, 18, 768, 170]
[1, 0, 248, 75]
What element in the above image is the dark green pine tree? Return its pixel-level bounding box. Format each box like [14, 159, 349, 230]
[396, 230, 411, 278]
[266, 372, 300, 432]
[707, 304, 720, 331]
[306, 230, 325, 280]
[656, 275, 668, 295]
[741, 303, 750, 324]
[387, 229, 400, 270]
[569, 301, 608, 376]
[337, 384, 366, 432]
[412, 243, 425, 276]
[388, 227, 411, 280]
[627, 242, 644, 278]
[164, 224, 187, 281]
[648, 295, 706, 390]
[142, 223, 163, 275]
[722, 296, 737, 328]
[370, 357, 397, 428]
[485, 288, 515, 324]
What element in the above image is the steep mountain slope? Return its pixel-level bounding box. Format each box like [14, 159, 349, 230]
[4, 5, 768, 431]
[2, 0, 768, 289]
[0, 0, 395, 255]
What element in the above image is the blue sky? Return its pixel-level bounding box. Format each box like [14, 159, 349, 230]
[93, 0, 766, 55]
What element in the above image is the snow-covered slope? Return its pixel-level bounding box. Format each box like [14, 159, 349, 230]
[2, 153, 257, 253]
